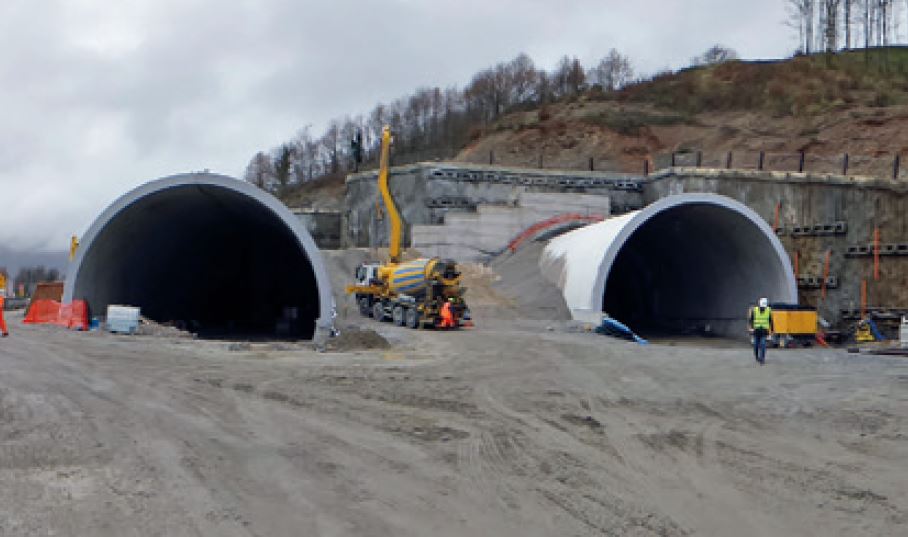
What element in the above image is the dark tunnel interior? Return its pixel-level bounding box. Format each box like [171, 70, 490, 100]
[72, 184, 320, 339]
[602, 203, 791, 338]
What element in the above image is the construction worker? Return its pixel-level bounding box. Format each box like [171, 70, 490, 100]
[749, 297, 774, 365]
[0, 291, 8, 337]
[439, 298, 456, 329]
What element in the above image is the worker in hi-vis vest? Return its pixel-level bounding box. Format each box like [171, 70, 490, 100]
[749, 297, 774, 365]
[439, 298, 456, 329]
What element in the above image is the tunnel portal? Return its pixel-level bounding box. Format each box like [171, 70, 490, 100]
[541, 193, 797, 338]
[602, 202, 794, 336]
[64, 173, 333, 339]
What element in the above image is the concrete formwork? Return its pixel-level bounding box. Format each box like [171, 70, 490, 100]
[541, 193, 798, 337]
[65, 173, 334, 340]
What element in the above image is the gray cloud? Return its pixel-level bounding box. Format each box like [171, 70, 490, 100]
[0, 0, 791, 251]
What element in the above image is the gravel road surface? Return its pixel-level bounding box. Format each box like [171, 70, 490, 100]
[2, 310, 907, 536]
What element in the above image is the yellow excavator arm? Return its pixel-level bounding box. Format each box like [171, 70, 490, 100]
[377, 126, 402, 264]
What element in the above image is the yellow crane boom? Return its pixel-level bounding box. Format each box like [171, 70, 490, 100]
[377, 126, 402, 264]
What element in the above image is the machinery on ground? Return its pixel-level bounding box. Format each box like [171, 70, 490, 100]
[768, 303, 818, 347]
[345, 126, 470, 329]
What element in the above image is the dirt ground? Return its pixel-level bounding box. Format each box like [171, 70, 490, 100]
[2, 300, 908, 537]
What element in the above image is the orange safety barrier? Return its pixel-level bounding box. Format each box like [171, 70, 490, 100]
[23, 299, 89, 331]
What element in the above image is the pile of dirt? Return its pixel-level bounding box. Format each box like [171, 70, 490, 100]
[136, 317, 195, 338]
[457, 262, 513, 311]
[488, 242, 571, 321]
[326, 325, 390, 352]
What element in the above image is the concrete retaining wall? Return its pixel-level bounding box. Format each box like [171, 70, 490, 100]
[344, 163, 641, 249]
[412, 193, 611, 262]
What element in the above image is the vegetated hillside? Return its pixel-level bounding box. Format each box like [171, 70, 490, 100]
[456, 48, 908, 177]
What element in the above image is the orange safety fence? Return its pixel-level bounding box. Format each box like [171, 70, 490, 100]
[23, 299, 89, 331]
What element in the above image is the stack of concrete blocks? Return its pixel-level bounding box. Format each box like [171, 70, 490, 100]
[411, 193, 611, 262]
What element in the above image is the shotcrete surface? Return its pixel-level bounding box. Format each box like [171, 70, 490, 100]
[1, 255, 907, 535]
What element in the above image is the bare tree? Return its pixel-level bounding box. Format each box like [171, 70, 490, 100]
[506, 53, 538, 105]
[464, 67, 503, 123]
[534, 70, 553, 104]
[550, 56, 586, 97]
[789, 0, 816, 53]
[322, 121, 340, 174]
[845, 0, 853, 47]
[822, 0, 843, 51]
[291, 127, 319, 182]
[272, 144, 294, 195]
[879, 0, 893, 45]
[865, 0, 873, 47]
[589, 49, 634, 91]
[243, 151, 274, 190]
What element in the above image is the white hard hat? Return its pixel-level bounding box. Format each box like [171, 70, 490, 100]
[759, 297, 768, 308]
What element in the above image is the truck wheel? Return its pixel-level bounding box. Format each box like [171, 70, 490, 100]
[392, 305, 405, 326]
[405, 308, 420, 329]
[358, 297, 371, 317]
[372, 301, 387, 322]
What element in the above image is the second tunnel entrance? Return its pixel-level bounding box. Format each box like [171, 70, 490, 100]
[64, 173, 333, 340]
[541, 193, 798, 338]
[602, 202, 794, 336]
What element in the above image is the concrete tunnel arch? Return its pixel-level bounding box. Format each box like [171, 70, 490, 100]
[541, 193, 797, 337]
[64, 172, 334, 339]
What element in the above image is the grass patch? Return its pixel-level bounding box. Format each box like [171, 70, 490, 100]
[619, 47, 908, 117]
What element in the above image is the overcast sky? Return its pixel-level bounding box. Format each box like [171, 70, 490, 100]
[0, 0, 793, 252]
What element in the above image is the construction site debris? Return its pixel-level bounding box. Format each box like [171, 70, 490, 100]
[325, 325, 390, 352]
[137, 316, 195, 338]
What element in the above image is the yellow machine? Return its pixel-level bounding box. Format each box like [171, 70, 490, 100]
[345, 126, 469, 329]
[773, 309, 818, 337]
[855, 320, 876, 343]
[756, 304, 818, 347]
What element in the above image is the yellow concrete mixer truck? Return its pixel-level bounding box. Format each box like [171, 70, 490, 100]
[345, 126, 470, 329]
